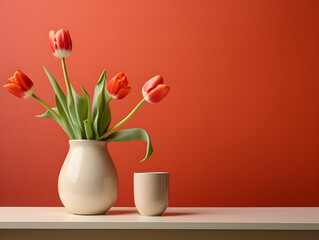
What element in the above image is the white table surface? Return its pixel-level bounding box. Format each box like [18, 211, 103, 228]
[1, 207, 319, 230]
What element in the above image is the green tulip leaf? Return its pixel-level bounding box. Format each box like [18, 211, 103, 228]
[93, 89, 111, 138]
[43, 66, 78, 138]
[71, 84, 88, 137]
[67, 94, 81, 138]
[92, 70, 111, 139]
[37, 107, 62, 128]
[82, 86, 93, 139]
[92, 70, 106, 120]
[82, 86, 92, 123]
[43, 66, 68, 113]
[83, 119, 94, 139]
[105, 128, 153, 162]
[55, 94, 76, 139]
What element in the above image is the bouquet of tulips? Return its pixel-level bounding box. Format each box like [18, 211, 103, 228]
[3, 29, 169, 162]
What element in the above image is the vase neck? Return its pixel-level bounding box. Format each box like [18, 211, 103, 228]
[69, 140, 108, 148]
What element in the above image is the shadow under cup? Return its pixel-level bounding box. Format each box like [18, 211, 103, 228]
[134, 172, 169, 216]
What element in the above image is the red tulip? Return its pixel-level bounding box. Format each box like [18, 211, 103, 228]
[4, 70, 34, 98]
[142, 75, 169, 103]
[49, 29, 72, 58]
[107, 72, 131, 99]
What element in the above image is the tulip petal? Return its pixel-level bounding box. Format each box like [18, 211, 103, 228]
[117, 72, 128, 88]
[107, 77, 120, 97]
[65, 29, 72, 51]
[49, 30, 56, 53]
[142, 75, 163, 96]
[146, 84, 169, 103]
[8, 77, 16, 84]
[114, 86, 131, 99]
[3, 83, 26, 98]
[55, 29, 66, 50]
[116, 72, 125, 79]
[56, 29, 72, 51]
[14, 70, 33, 91]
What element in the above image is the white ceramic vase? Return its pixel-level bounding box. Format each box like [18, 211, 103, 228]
[58, 140, 118, 215]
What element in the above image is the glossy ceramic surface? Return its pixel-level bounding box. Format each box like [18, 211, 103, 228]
[58, 140, 118, 215]
[134, 172, 169, 216]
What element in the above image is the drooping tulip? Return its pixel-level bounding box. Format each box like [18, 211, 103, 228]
[49, 29, 72, 58]
[142, 75, 169, 103]
[107, 72, 131, 99]
[3, 70, 34, 98]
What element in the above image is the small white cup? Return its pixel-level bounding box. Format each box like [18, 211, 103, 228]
[134, 172, 169, 216]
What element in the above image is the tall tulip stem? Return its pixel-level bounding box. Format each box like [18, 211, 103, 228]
[61, 58, 73, 98]
[99, 98, 146, 140]
[32, 94, 62, 123]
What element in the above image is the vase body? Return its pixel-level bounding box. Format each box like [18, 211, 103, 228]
[58, 140, 118, 215]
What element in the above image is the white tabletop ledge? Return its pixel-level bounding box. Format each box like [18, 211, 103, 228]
[1, 207, 319, 230]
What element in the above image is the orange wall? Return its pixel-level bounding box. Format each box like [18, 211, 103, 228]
[1, 0, 319, 207]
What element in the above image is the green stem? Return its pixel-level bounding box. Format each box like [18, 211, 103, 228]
[99, 98, 146, 140]
[32, 94, 62, 123]
[61, 57, 73, 98]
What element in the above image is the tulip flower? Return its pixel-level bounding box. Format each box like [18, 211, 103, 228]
[107, 72, 131, 99]
[4, 70, 63, 125]
[3, 70, 34, 98]
[99, 75, 169, 139]
[142, 75, 169, 103]
[49, 29, 74, 113]
[49, 29, 72, 58]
